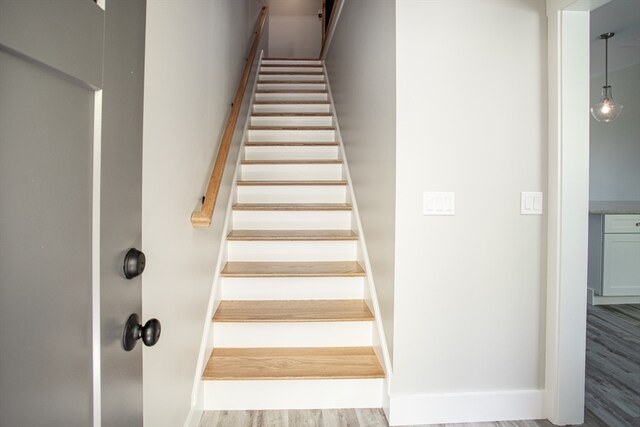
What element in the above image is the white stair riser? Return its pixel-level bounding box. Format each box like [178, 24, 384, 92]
[210, 321, 373, 348]
[255, 92, 328, 101]
[244, 145, 339, 160]
[260, 66, 323, 73]
[236, 185, 346, 203]
[232, 210, 351, 230]
[240, 164, 342, 181]
[258, 74, 325, 82]
[250, 115, 333, 127]
[220, 277, 364, 300]
[253, 104, 330, 113]
[202, 379, 383, 410]
[248, 129, 335, 142]
[261, 60, 322, 65]
[257, 83, 327, 91]
[227, 240, 357, 262]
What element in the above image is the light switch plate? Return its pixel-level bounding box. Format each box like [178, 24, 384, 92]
[521, 192, 543, 215]
[423, 192, 455, 215]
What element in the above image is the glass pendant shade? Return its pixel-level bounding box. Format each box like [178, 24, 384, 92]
[591, 32, 623, 123]
[591, 85, 624, 122]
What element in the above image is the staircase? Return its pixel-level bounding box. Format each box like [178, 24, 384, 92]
[201, 58, 385, 410]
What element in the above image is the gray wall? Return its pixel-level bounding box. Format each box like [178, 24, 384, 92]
[590, 63, 640, 201]
[142, 1, 263, 425]
[393, 0, 547, 397]
[324, 0, 396, 360]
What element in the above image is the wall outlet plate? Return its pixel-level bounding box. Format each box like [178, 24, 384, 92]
[521, 192, 543, 215]
[423, 192, 455, 215]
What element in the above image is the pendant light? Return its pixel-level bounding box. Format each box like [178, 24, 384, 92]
[591, 32, 623, 122]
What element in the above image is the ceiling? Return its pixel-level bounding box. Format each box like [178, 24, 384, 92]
[590, 0, 640, 77]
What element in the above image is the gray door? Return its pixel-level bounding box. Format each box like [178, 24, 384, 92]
[0, 1, 146, 426]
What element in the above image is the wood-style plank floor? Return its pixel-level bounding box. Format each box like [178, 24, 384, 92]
[585, 303, 640, 426]
[200, 304, 640, 426]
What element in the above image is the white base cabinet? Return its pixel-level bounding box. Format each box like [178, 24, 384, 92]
[588, 214, 640, 302]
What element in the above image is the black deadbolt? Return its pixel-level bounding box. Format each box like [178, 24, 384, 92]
[123, 248, 145, 279]
[122, 313, 161, 351]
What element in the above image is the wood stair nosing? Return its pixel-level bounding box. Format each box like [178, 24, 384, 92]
[227, 229, 358, 241]
[202, 347, 384, 381]
[232, 203, 351, 211]
[220, 261, 365, 278]
[212, 299, 374, 323]
[252, 112, 333, 117]
[261, 64, 323, 68]
[256, 90, 327, 94]
[236, 180, 347, 186]
[248, 126, 335, 131]
[253, 100, 330, 105]
[258, 81, 326, 85]
[241, 159, 342, 165]
[259, 72, 325, 76]
[263, 57, 321, 61]
[244, 142, 338, 147]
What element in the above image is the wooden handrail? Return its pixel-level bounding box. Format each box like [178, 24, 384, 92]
[191, 6, 269, 227]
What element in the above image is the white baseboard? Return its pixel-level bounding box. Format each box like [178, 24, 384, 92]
[387, 389, 544, 426]
[587, 288, 640, 305]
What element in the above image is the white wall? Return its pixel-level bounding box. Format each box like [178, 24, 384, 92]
[590, 63, 640, 201]
[268, 0, 322, 58]
[142, 1, 262, 426]
[392, 0, 547, 424]
[324, 0, 396, 362]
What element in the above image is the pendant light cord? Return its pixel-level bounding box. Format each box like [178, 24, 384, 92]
[604, 35, 609, 88]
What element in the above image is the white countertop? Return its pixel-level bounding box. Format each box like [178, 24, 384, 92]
[589, 201, 640, 214]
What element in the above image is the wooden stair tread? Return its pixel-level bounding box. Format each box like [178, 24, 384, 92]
[264, 57, 320, 61]
[213, 300, 374, 323]
[245, 141, 338, 146]
[221, 261, 365, 277]
[252, 112, 332, 117]
[236, 180, 347, 186]
[261, 64, 323, 68]
[203, 347, 384, 380]
[259, 72, 324, 75]
[258, 81, 326, 85]
[248, 126, 335, 131]
[253, 100, 330, 105]
[241, 159, 342, 164]
[227, 230, 357, 240]
[256, 90, 328, 94]
[232, 203, 351, 211]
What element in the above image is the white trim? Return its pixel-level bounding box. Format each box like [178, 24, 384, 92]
[322, 65, 393, 393]
[183, 50, 265, 427]
[388, 390, 544, 426]
[91, 89, 103, 427]
[320, 0, 346, 61]
[544, 1, 611, 424]
[587, 288, 640, 305]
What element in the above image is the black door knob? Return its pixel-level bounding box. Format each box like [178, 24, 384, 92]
[123, 248, 146, 279]
[122, 313, 161, 351]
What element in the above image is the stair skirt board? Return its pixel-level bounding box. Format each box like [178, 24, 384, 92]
[202, 378, 383, 410]
[196, 59, 387, 412]
[209, 321, 374, 348]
